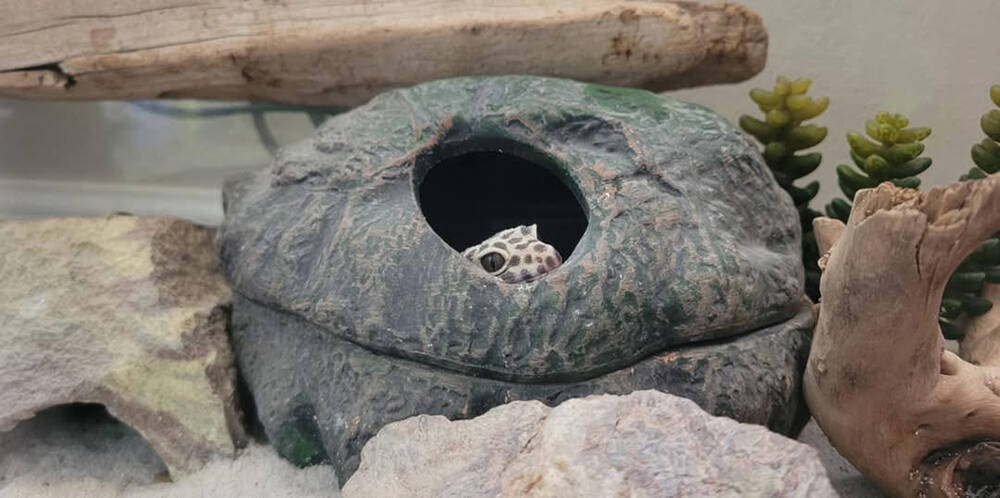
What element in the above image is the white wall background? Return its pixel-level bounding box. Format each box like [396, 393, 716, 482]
[1, 0, 999, 222]
[670, 0, 1000, 207]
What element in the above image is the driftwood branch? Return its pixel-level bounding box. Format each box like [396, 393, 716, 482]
[0, 1, 766, 106]
[806, 178, 1000, 497]
[961, 284, 1000, 368]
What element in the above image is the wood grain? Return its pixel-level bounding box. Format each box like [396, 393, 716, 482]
[0, 1, 766, 105]
[806, 179, 1000, 497]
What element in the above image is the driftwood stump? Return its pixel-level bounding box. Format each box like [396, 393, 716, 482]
[0, 1, 766, 106]
[807, 179, 1000, 497]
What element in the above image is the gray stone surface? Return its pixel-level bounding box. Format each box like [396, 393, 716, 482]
[234, 297, 813, 481]
[0, 215, 243, 476]
[219, 76, 812, 480]
[342, 390, 837, 497]
[220, 76, 804, 382]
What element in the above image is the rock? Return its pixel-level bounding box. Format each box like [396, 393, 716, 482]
[220, 76, 812, 480]
[342, 390, 836, 497]
[0, 215, 244, 476]
[232, 297, 813, 481]
[221, 75, 804, 383]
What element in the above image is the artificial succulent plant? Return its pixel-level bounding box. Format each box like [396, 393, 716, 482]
[961, 85, 1000, 181]
[940, 85, 1000, 339]
[824, 112, 932, 222]
[739, 76, 829, 301]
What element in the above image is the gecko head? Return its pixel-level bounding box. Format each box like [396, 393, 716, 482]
[462, 224, 563, 283]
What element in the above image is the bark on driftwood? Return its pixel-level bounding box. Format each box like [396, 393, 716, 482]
[806, 179, 1000, 497]
[0, 1, 766, 106]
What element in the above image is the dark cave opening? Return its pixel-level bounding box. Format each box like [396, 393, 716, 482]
[416, 149, 588, 259]
[0, 402, 168, 485]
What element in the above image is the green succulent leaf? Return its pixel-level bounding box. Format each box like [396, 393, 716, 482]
[789, 78, 812, 95]
[785, 94, 810, 111]
[786, 185, 811, 205]
[887, 157, 932, 178]
[739, 115, 777, 143]
[940, 319, 964, 340]
[882, 142, 925, 163]
[876, 111, 909, 129]
[837, 180, 858, 201]
[896, 127, 931, 143]
[863, 154, 891, 178]
[940, 298, 964, 319]
[774, 76, 791, 96]
[865, 119, 882, 142]
[825, 197, 852, 222]
[962, 295, 994, 316]
[750, 88, 783, 108]
[987, 268, 1000, 283]
[849, 149, 868, 169]
[879, 124, 899, 145]
[764, 141, 788, 165]
[767, 109, 791, 128]
[947, 271, 986, 293]
[847, 131, 881, 157]
[970, 238, 1000, 263]
[962, 167, 989, 181]
[770, 170, 790, 186]
[980, 137, 1000, 157]
[891, 176, 921, 189]
[786, 152, 823, 178]
[836, 164, 877, 193]
[788, 182, 820, 205]
[789, 96, 830, 121]
[981, 109, 1000, 142]
[971, 139, 1000, 173]
[787, 125, 828, 150]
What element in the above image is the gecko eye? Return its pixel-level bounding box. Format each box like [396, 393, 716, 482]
[479, 252, 507, 274]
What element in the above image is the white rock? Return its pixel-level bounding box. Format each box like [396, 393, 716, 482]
[343, 390, 837, 497]
[0, 216, 242, 476]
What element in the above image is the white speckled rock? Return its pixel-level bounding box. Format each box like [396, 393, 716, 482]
[0, 215, 243, 476]
[342, 390, 836, 497]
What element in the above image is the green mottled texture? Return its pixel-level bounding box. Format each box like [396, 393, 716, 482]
[220, 76, 810, 481]
[739, 76, 828, 301]
[584, 84, 670, 120]
[221, 75, 804, 383]
[275, 404, 330, 468]
[824, 111, 933, 223]
[232, 295, 814, 483]
[943, 85, 1000, 339]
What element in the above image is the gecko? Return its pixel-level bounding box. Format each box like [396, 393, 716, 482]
[462, 224, 563, 283]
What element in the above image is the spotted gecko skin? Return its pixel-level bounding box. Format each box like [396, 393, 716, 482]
[462, 225, 563, 283]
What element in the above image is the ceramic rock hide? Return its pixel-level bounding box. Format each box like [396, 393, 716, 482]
[219, 76, 812, 481]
